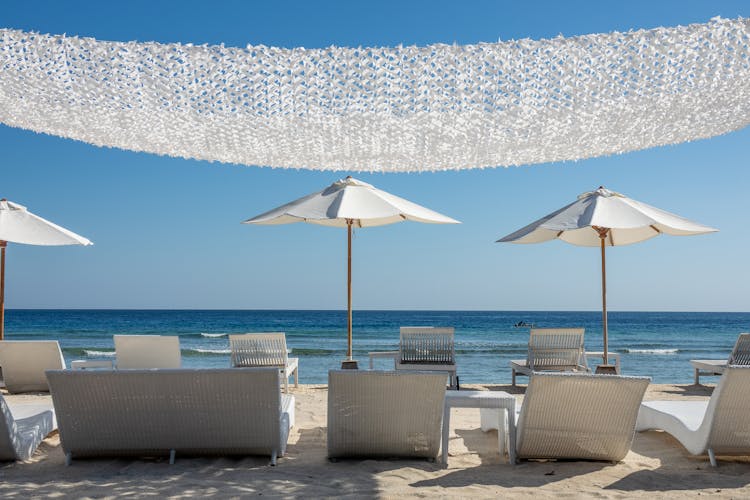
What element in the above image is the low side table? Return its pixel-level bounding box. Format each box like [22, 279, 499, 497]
[71, 359, 114, 370]
[442, 390, 516, 465]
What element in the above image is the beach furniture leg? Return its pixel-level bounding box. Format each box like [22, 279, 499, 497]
[283, 370, 289, 393]
[169, 449, 176, 464]
[442, 404, 451, 465]
[294, 366, 298, 387]
[708, 449, 717, 467]
[270, 450, 277, 466]
[65, 452, 72, 466]
[512, 368, 516, 387]
[694, 367, 700, 385]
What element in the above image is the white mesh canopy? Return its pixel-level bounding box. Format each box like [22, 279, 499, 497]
[0, 17, 748, 172]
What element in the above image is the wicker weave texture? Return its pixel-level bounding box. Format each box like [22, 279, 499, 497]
[727, 334, 750, 365]
[399, 327, 455, 365]
[703, 365, 750, 455]
[527, 328, 586, 370]
[114, 335, 181, 369]
[517, 372, 649, 461]
[0, 341, 65, 393]
[327, 370, 445, 459]
[229, 333, 288, 366]
[46, 368, 290, 460]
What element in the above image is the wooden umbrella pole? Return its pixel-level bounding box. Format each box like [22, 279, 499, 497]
[599, 231, 608, 365]
[0, 241, 5, 341]
[347, 220, 353, 360]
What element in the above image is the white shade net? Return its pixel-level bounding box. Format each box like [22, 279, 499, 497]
[0, 17, 748, 172]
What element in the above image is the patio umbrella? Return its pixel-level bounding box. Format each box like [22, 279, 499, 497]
[243, 176, 459, 365]
[0, 199, 93, 339]
[497, 187, 717, 371]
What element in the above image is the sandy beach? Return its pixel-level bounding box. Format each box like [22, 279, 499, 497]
[2, 383, 749, 499]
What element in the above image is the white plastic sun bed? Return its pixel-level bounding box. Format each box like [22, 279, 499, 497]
[229, 333, 299, 393]
[0, 340, 66, 393]
[516, 372, 650, 462]
[636, 365, 750, 466]
[114, 334, 182, 369]
[47, 367, 294, 465]
[0, 394, 57, 461]
[690, 333, 750, 385]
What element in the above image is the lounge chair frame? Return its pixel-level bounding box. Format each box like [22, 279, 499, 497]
[0, 340, 66, 393]
[229, 333, 299, 393]
[690, 333, 750, 385]
[510, 328, 588, 386]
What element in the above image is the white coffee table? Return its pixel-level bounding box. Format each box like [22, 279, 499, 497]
[443, 390, 516, 465]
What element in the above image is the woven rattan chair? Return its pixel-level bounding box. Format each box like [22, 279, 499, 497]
[0, 394, 57, 461]
[510, 328, 588, 386]
[690, 333, 750, 385]
[229, 333, 298, 393]
[637, 365, 750, 466]
[516, 372, 650, 462]
[46, 367, 294, 465]
[0, 340, 66, 393]
[327, 370, 446, 461]
[114, 335, 181, 369]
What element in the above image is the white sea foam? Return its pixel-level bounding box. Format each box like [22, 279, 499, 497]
[200, 333, 228, 338]
[624, 348, 679, 354]
[84, 350, 115, 357]
[191, 348, 231, 355]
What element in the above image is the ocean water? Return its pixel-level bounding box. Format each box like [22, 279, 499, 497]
[5, 310, 748, 384]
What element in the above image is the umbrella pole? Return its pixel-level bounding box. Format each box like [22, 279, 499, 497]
[347, 220, 353, 360]
[600, 233, 608, 366]
[0, 241, 4, 341]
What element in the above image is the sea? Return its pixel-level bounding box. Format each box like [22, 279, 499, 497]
[5, 310, 748, 385]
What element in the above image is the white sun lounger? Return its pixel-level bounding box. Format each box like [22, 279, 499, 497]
[327, 370, 446, 461]
[690, 333, 750, 385]
[0, 340, 66, 393]
[114, 334, 182, 369]
[636, 365, 750, 466]
[516, 372, 650, 462]
[229, 333, 299, 393]
[46, 367, 294, 465]
[510, 328, 588, 386]
[0, 394, 57, 461]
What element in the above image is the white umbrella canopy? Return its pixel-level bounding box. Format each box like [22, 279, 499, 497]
[0, 199, 93, 339]
[498, 187, 717, 371]
[244, 176, 460, 364]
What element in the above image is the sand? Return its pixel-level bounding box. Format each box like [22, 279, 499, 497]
[2, 383, 749, 499]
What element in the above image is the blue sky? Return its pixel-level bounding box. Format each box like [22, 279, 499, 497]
[1, 0, 748, 311]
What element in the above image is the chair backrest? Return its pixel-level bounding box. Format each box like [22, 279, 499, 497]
[114, 335, 181, 369]
[0, 394, 56, 461]
[727, 333, 750, 365]
[700, 365, 750, 455]
[527, 328, 586, 370]
[327, 370, 446, 459]
[46, 368, 283, 458]
[0, 340, 65, 393]
[516, 372, 650, 461]
[229, 333, 289, 367]
[399, 327, 455, 364]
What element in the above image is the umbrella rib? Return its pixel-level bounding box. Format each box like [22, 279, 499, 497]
[650, 224, 662, 234]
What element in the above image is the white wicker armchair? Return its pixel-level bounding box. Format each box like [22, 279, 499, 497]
[114, 335, 181, 369]
[229, 333, 299, 393]
[690, 333, 750, 384]
[510, 328, 588, 386]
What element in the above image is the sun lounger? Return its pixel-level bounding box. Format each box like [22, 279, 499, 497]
[690, 333, 750, 384]
[229, 333, 298, 393]
[0, 394, 57, 461]
[510, 328, 588, 386]
[636, 365, 750, 466]
[114, 334, 181, 369]
[368, 327, 457, 388]
[327, 370, 446, 461]
[516, 372, 650, 462]
[0, 340, 66, 393]
[46, 367, 294, 465]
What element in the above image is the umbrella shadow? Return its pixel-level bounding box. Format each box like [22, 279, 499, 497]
[653, 384, 714, 397]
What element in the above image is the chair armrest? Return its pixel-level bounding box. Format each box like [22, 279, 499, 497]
[367, 351, 399, 369]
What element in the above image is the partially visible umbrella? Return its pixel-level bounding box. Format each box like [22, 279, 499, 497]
[497, 187, 717, 371]
[0, 199, 92, 339]
[243, 176, 459, 365]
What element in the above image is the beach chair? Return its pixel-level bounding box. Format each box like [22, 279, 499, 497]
[516, 372, 650, 462]
[636, 365, 750, 466]
[367, 327, 457, 388]
[0, 394, 57, 461]
[0, 340, 66, 393]
[690, 333, 750, 385]
[510, 328, 588, 386]
[327, 370, 446, 461]
[46, 367, 294, 465]
[114, 334, 181, 369]
[229, 333, 298, 393]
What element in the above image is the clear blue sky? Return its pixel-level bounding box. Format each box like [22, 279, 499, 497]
[1, 0, 748, 311]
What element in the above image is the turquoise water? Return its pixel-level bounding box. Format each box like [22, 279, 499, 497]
[6, 310, 748, 384]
